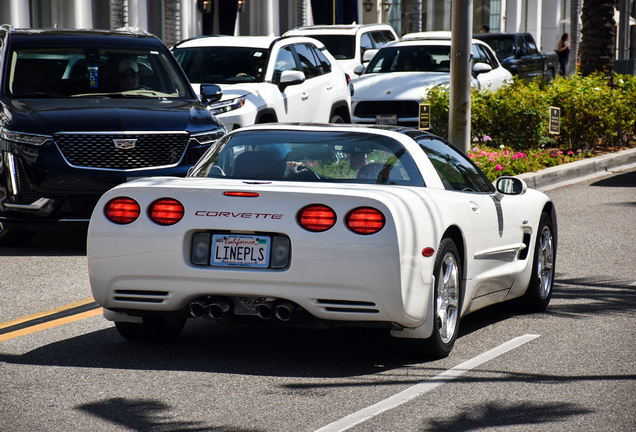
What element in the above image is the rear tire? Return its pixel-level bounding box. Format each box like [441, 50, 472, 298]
[522, 212, 555, 312]
[114, 316, 187, 342]
[422, 238, 462, 359]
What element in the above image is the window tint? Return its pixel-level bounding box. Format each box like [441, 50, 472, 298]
[313, 46, 332, 73]
[524, 35, 539, 55]
[382, 30, 397, 43]
[294, 43, 322, 79]
[360, 33, 374, 59]
[312, 35, 354, 59]
[272, 46, 298, 84]
[371, 31, 387, 49]
[173, 47, 270, 84]
[189, 130, 425, 186]
[416, 137, 492, 192]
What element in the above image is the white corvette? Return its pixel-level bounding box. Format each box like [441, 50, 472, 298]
[87, 124, 556, 358]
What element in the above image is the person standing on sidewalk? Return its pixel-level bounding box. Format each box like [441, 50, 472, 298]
[557, 33, 570, 76]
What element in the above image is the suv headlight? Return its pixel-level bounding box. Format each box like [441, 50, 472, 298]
[190, 129, 226, 147]
[0, 129, 52, 146]
[208, 97, 246, 115]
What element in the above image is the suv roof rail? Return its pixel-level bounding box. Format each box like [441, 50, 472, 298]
[115, 26, 149, 34]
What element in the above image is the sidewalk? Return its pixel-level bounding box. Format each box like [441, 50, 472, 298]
[516, 147, 636, 191]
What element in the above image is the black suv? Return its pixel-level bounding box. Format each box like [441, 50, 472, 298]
[0, 26, 225, 246]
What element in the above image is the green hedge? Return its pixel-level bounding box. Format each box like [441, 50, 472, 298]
[424, 73, 636, 152]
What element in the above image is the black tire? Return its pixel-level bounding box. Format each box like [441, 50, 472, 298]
[330, 114, 345, 124]
[0, 226, 37, 247]
[422, 238, 462, 359]
[114, 316, 187, 342]
[522, 212, 555, 312]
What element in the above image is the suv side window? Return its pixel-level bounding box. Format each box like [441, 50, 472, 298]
[382, 30, 397, 43]
[273, 46, 299, 84]
[416, 136, 492, 192]
[371, 31, 387, 49]
[294, 43, 322, 79]
[313, 46, 332, 74]
[360, 32, 374, 60]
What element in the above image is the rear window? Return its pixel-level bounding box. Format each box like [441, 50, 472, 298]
[189, 129, 425, 186]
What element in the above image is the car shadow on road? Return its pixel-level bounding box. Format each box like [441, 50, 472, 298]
[590, 168, 636, 188]
[0, 225, 88, 257]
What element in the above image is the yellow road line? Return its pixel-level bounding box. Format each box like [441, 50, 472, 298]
[0, 307, 103, 342]
[0, 297, 96, 330]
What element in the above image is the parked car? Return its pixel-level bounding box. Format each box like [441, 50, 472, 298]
[283, 24, 398, 80]
[0, 25, 226, 246]
[473, 32, 559, 82]
[350, 36, 512, 127]
[172, 35, 351, 130]
[87, 124, 557, 359]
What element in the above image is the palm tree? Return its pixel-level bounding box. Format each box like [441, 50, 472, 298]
[580, 0, 617, 76]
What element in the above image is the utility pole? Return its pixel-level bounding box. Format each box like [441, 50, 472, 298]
[449, 0, 473, 153]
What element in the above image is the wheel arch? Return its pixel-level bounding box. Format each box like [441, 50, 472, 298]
[441, 224, 466, 308]
[330, 100, 351, 123]
[255, 108, 278, 124]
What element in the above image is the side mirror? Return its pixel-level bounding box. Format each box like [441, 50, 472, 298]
[353, 64, 366, 76]
[494, 176, 527, 201]
[200, 84, 223, 104]
[472, 62, 493, 77]
[362, 49, 378, 63]
[278, 70, 305, 92]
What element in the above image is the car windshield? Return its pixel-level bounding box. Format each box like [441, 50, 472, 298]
[365, 45, 451, 73]
[308, 35, 355, 60]
[189, 129, 425, 186]
[173, 47, 270, 84]
[479, 37, 516, 60]
[7, 46, 191, 98]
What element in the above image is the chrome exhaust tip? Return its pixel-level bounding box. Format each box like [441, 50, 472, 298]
[207, 301, 230, 320]
[189, 299, 209, 318]
[256, 302, 274, 320]
[275, 302, 295, 322]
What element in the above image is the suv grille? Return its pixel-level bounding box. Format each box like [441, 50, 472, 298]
[354, 101, 420, 118]
[54, 132, 190, 170]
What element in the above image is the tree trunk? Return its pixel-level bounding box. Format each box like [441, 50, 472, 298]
[580, 0, 617, 76]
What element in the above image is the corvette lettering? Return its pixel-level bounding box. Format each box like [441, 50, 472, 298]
[195, 211, 282, 219]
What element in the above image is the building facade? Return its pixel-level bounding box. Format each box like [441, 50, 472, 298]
[0, 1, 631, 59]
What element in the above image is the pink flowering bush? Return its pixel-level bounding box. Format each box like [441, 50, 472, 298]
[468, 143, 592, 180]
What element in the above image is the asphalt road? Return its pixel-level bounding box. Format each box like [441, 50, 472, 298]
[1, 167, 635, 432]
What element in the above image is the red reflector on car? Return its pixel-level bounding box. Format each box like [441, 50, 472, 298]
[148, 198, 184, 225]
[224, 191, 260, 197]
[104, 197, 140, 225]
[345, 207, 385, 235]
[422, 247, 435, 257]
[297, 204, 336, 232]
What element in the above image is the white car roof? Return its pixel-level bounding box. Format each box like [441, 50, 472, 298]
[402, 31, 452, 40]
[284, 23, 395, 37]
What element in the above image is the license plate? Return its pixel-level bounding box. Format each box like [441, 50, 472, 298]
[376, 114, 397, 125]
[211, 234, 270, 268]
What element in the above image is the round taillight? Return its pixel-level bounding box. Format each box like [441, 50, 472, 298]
[104, 197, 140, 225]
[148, 198, 184, 225]
[297, 204, 336, 232]
[345, 207, 385, 235]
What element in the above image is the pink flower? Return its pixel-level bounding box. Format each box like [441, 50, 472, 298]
[483, 136, 492, 142]
[468, 154, 474, 158]
[567, 150, 573, 155]
[558, 150, 563, 155]
[480, 150, 487, 155]
[472, 147, 479, 152]
[504, 150, 509, 155]
[551, 153, 557, 158]
[496, 164, 503, 171]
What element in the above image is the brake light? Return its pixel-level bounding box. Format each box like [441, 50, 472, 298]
[224, 191, 260, 197]
[104, 197, 140, 224]
[345, 207, 385, 235]
[297, 204, 336, 232]
[148, 198, 184, 225]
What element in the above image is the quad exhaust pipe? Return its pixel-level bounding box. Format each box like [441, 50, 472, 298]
[189, 298, 297, 321]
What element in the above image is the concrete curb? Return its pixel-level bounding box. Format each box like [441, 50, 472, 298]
[516, 147, 636, 191]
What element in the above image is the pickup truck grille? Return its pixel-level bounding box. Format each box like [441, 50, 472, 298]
[54, 132, 189, 170]
[354, 101, 420, 118]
